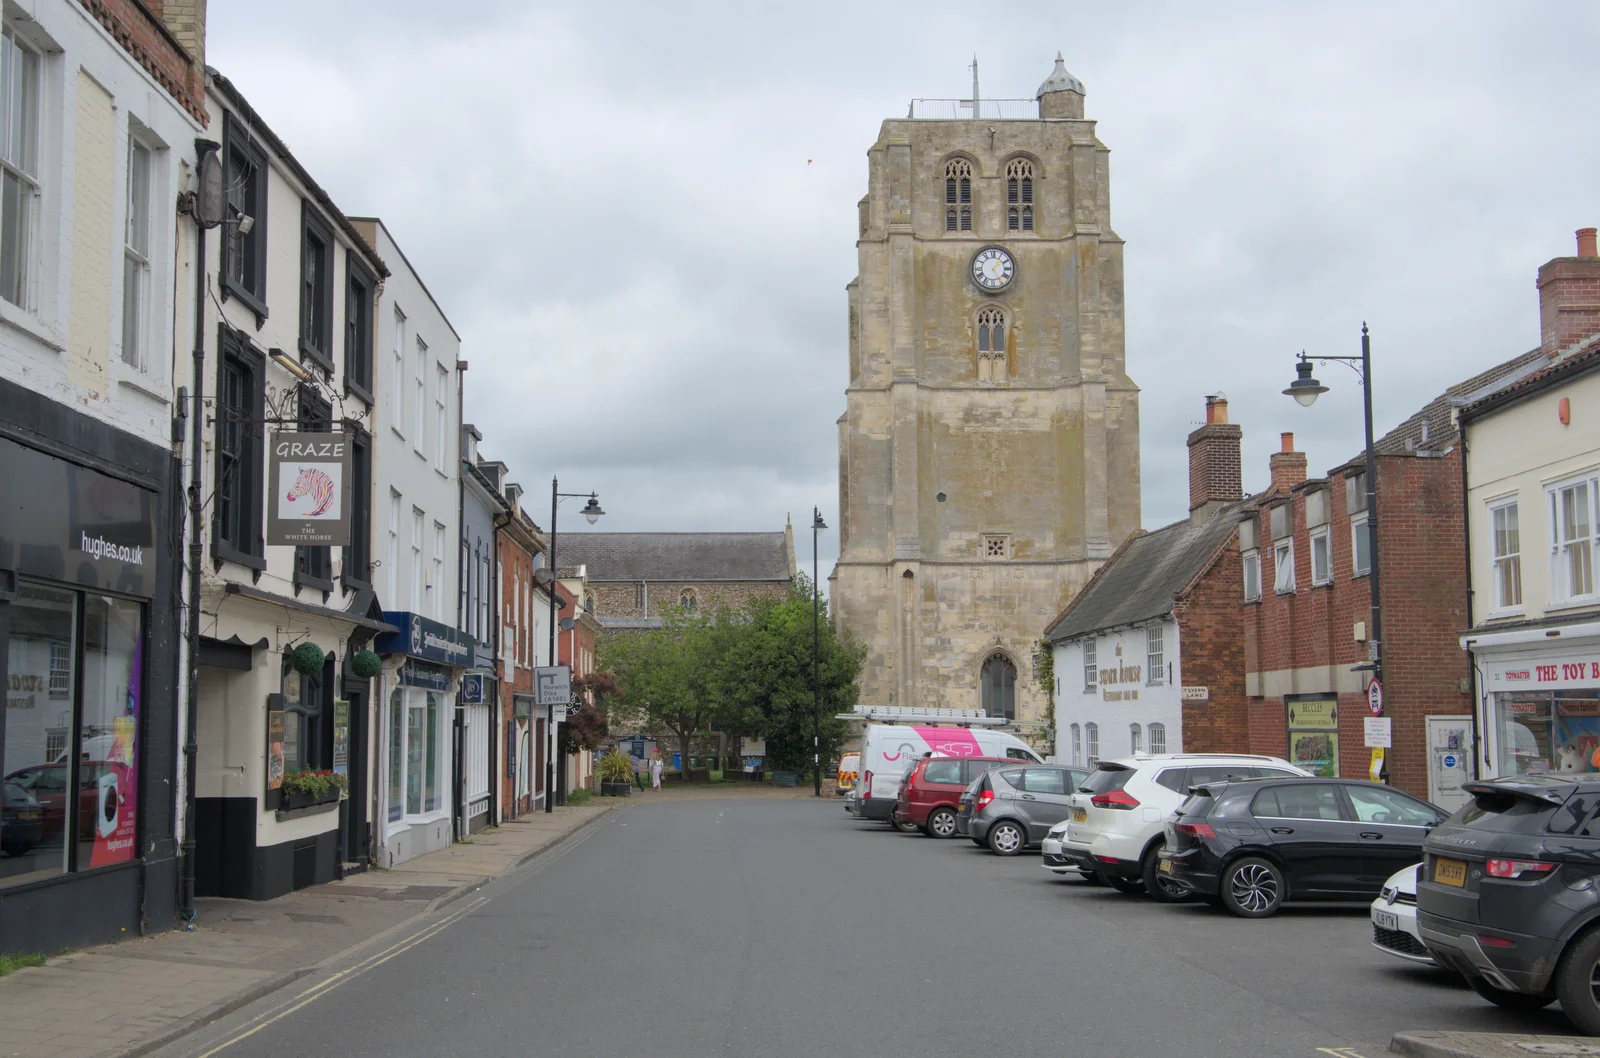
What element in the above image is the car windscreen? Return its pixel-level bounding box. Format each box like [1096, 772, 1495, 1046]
[1451, 787, 1566, 834]
[922, 760, 964, 785]
[1078, 765, 1132, 795]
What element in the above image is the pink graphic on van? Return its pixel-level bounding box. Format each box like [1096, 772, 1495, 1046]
[914, 726, 981, 756]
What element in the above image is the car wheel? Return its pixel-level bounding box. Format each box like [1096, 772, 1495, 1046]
[1105, 875, 1146, 895]
[1554, 927, 1600, 1032]
[987, 820, 1026, 856]
[1221, 857, 1284, 918]
[1141, 843, 1191, 903]
[892, 815, 920, 834]
[926, 807, 959, 839]
[1470, 973, 1555, 1014]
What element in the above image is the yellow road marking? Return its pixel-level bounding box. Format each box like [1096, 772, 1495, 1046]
[194, 895, 488, 1057]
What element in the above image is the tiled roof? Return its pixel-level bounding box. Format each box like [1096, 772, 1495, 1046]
[1044, 508, 1244, 642]
[1459, 339, 1600, 420]
[554, 532, 793, 583]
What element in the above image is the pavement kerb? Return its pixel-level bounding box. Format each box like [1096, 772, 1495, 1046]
[1390, 1030, 1600, 1057]
[98, 967, 311, 1058]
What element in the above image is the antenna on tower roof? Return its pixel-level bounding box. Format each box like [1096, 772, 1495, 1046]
[970, 54, 980, 119]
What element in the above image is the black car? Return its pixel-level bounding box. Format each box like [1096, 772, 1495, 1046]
[2, 779, 44, 857]
[1418, 774, 1600, 1034]
[1161, 775, 1447, 918]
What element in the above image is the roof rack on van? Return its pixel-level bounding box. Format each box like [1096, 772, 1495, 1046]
[1131, 753, 1282, 762]
[840, 706, 1009, 727]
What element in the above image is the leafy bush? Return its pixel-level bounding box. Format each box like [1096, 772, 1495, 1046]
[566, 788, 591, 805]
[597, 751, 634, 784]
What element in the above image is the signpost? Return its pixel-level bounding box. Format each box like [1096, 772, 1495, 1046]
[267, 431, 351, 547]
[1363, 715, 1392, 749]
[1367, 678, 1384, 716]
[534, 666, 571, 708]
[1180, 686, 1210, 702]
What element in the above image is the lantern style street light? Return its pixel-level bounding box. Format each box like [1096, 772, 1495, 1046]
[540, 479, 603, 813]
[1284, 326, 1385, 777]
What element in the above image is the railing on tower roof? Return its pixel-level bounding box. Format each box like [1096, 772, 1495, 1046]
[906, 98, 1040, 120]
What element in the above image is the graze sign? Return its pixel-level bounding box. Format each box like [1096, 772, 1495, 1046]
[1489, 657, 1600, 692]
[267, 431, 350, 547]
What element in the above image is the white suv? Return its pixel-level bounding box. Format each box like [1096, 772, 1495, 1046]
[1059, 754, 1311, 901]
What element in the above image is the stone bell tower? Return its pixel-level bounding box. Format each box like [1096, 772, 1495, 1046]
[831, 55, 1140, 730]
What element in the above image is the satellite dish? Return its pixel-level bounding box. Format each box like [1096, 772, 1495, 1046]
[559, 617, 577, 631]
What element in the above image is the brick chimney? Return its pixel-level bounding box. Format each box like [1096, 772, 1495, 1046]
[1187, 396, 1242, 524]
[1538, 227, 1600, 359]
[1269, 432, 1308, 495]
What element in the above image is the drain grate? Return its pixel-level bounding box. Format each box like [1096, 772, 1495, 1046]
[285, 912, 346, 925]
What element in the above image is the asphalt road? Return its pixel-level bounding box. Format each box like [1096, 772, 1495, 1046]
[156, 795, 1575, 1058]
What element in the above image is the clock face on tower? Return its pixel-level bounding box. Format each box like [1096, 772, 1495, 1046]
[971, 247, 1015, 291]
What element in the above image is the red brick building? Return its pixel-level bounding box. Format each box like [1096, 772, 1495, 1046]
[493, 492, 544, 818]
[1241, 352, 1538, 802]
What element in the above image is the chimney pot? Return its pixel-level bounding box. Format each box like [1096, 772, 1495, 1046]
[1205, 395, 1230, 425]
[1580, 228, 1598, 258]
[1280, 432, 1294, 453]
[1186, 397, 1243, 522]
[1269, 433, 1308, 494]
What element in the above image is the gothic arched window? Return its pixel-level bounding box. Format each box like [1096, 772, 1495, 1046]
[1006, 160, 1034, 232]
[944, 159, 973, 232]
[980, 652, 1016, 721]
[976, 306, 1007, 382]
[679, 589, 698, 613]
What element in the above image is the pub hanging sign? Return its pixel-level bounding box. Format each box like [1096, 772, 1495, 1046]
[267, 431, 351, 547]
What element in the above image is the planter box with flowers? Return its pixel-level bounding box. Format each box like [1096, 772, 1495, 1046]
[597, 749, 635, 797]
[280, 769, 347, 811]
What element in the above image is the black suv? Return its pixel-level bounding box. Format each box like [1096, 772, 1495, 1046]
[1418, 774, 1600, 1034]
[1160, 775, 1446, 918]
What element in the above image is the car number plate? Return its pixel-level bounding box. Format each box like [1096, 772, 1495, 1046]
[1158, 858, 1173, 874]
[1071, 807, 1087, 823]
[1373, 910, 1399, 931]
[1434, 857, 1467, 887]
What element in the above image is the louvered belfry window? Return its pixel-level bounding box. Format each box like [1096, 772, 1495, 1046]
[945, 159, 973, 232]
[1006, 159, 1034, 231]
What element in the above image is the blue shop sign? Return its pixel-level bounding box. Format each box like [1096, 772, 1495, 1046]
[399, 660, 452, 691]
[376, 611, 474, 666]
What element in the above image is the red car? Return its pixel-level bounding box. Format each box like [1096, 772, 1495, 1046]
[892, 756, 1016, 838]
[5, 762, 113, 841]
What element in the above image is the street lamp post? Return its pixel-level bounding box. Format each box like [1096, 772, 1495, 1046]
[540, 478, 604, 813]
[812, 507, 827, 797]
[1284, 325, 1384, 778]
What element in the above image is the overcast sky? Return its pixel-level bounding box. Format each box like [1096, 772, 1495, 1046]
[209, 1, 1600, 586]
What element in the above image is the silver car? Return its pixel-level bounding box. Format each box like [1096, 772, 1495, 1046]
[958, 764, 1090, 856]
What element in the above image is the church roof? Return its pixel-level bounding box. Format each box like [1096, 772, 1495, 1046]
[554, 532, 793, 584]
[1044, 508, 1244, 642]
[1036, 53, 1084, 98]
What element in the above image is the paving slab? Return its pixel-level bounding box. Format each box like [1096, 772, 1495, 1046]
[1393, 1031, 1600, 1056]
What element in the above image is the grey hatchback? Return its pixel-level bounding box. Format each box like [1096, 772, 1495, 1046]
[958, 764, 1090, 856]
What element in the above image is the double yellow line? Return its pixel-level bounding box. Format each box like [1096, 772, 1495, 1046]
[194, 894, 489, 1057]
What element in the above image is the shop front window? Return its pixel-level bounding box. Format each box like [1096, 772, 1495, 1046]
[3, 580, 142, 886]
[406, 701, 425, 816]
[425, 692, 441, 812]
[1495, 691, 1600, 777]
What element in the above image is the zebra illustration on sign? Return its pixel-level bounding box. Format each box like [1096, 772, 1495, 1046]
[286, 467, 337, 516]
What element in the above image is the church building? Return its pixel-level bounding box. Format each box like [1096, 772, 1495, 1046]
[831, 56, 1141, 733]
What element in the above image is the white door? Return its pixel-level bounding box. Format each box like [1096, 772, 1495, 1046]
[1426, 715, 1474, 813]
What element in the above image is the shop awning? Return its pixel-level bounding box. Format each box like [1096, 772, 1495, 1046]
[223, 582, 400, 635]
[198, 634, 269, 670]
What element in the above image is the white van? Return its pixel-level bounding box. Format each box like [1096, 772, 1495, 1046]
[855, 722, 1042, 822]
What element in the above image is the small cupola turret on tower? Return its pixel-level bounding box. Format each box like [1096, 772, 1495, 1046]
[1037, 52, 1085, 119]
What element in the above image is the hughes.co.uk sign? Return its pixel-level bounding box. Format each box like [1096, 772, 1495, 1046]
[267, 431, 350, 547]
[1488, 656, 1600, 692]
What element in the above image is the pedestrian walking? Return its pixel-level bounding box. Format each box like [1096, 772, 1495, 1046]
[650, 755, 663, 789]
[630, 752, 644, 789]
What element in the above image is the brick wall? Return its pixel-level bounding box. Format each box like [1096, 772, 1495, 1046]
[499, 537, 536, 815]
[1173, 536, 1249, 753]
[1538, 243, 1600, 358]
[590, 580, 789, 621]
[79, 0, 206, 123]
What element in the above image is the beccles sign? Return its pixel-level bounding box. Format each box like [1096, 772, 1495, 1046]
[267, 431, 350, 547]
[1487, 656, 1600, 692]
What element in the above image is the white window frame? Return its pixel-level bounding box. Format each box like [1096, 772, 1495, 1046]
[1350, 512, 1371, 577]
[1148, 722, 1167, 755]
[1488, 498, 1523, 614]
[391, 308, 406, 438]
[388, 684, 449, 829]
[387, 489, 400, 605]
[1130, 723, 1142, 754]
[121, 132, 153, 370]
[432, 522, 446, 620]
[1085, 722, 1099, 765]
[1083, 638, 1097, 690]
[1146, 625, 1164, 685]
[413, 336, 427, 457]
[411, 507, 424, 611]
[0, 23, 42, 314]
[1070, 723, 1082, 766]
[1243, 548, 1261, 602]
[1549, 473, 1600, 607]
[1274, 538, 1296, 594]
[434, 362, 448, 472]
[1310, 527, 1332, 587]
